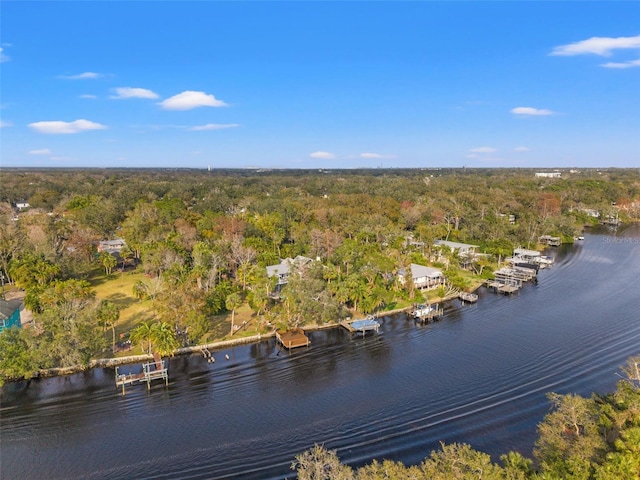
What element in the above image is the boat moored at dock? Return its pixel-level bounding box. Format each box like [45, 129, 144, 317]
[411, 303, 443, 322]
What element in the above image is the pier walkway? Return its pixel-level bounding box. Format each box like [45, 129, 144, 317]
[115, 359, 168, 394]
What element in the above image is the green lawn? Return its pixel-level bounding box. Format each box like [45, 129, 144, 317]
[89, 269, 265, 353]
[89, 269, 156, 344]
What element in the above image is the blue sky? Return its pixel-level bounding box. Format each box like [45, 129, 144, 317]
[1, 1, 639, 169]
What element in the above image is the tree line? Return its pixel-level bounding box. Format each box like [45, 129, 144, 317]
[0, 168, 638, 384]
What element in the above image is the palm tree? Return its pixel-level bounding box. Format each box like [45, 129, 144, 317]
[225, 293, 243, 335]
[130, 321, 178, 358]
[132, 280, 148, 301]
[96, 300, 120, 353]
[98, 251, 117, 276]
[130, 321, 154, 355]
[150, 322, 179, 358]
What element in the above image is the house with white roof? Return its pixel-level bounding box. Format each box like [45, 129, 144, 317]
[434, 240, 479, 256]
[398, 263, 445, 290]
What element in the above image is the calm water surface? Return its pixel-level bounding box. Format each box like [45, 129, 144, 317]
[2, 226, 639, 480]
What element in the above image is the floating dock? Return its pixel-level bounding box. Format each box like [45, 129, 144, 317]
[115, 359, 168, 394]
[276, 328, 310, 349]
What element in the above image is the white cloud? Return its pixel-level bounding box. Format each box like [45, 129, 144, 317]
[0, 120, 13, 128]
[0, 47, 10, 63]
[58, 72, 103, 80]
[360, 153, 383, 159]
[310, 151, 336, 159]
[600, 58, 640, 69]
[551, 35, 640, 56]
[511, 107, 555, 116]
[110, 87, 159, 99]
[159, 91, 227, 110]
[514, 146, 530, 152]
[28, 148, 52, 155]
[29, 119, 107, 134]
[80, 94, 98, 99]
[189, 123, 240, 131]
[470, 147, 497, 154]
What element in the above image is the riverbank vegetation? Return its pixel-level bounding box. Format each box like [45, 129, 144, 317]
[0, 168, 639, 384]
[292, 357, 640, 479]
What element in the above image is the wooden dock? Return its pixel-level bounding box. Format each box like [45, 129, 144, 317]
[485, 280, 520, 294]
[276, 328, 310, 349]
[340, 320, 356, 332]
[486, 264, 538, 296]
[459, 292, 478, 303]
[115, 359, 168, 394]
[494, 267, 536, 283]
[538, 235, 561, 247]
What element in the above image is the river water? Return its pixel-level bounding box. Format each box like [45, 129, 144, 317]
[1, 226, 639, 480]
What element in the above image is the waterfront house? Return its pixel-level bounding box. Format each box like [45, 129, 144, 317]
[434, 240, 479, 256]
[0, 299, 22, 332]
[398, 264, 444, 290]
[434, 240, 480, 269]
[266, 256, 313, 286]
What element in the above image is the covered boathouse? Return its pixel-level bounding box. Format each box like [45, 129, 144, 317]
[276, 328, 310, 349]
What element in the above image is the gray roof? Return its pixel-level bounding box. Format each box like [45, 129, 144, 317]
[99, 239, 126, 248]
[410, 263, 443, 279]
[266, 256, 313, 277]
[434, 240, 479, 250]
[0, 299, 22, 321]
[513, 248, 540, 257]
[266, 261, 291, 277]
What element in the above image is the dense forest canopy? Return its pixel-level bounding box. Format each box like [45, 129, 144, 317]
[1, 168, 640, 478]
[0, 167, 638, 383]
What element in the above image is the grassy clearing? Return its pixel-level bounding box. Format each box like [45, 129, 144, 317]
[89, 269, 155, 341]
[89, 269, 268, 353]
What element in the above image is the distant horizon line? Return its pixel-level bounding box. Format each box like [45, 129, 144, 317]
[1, 166, 637, 171]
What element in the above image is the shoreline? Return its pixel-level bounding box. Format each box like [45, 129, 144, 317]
[24, 289, 475, 381]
